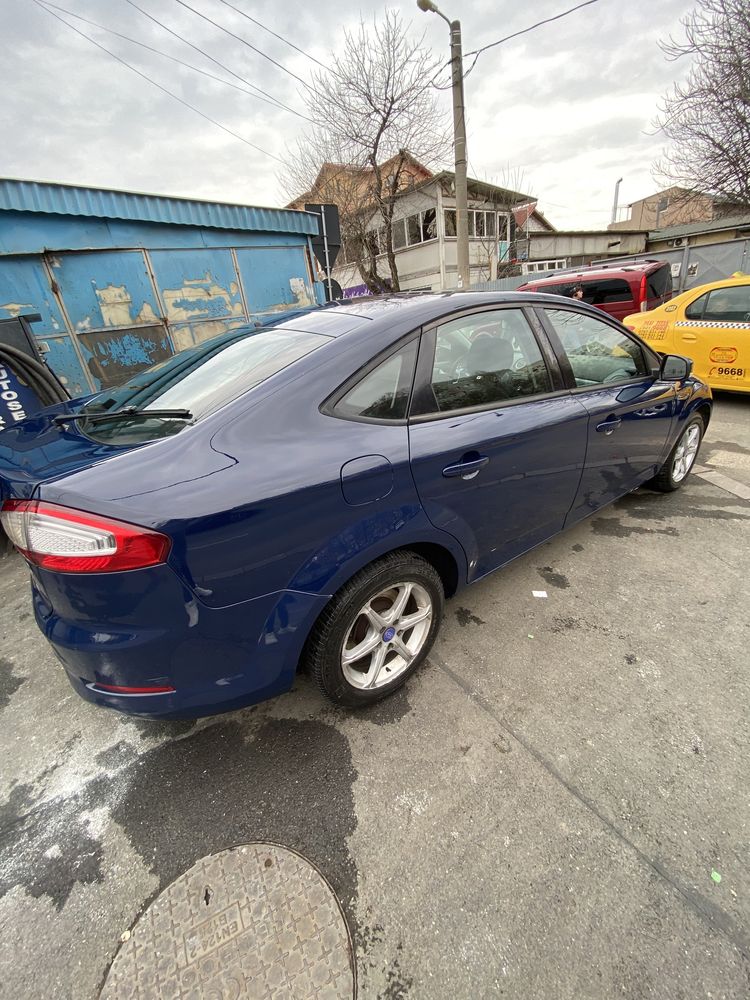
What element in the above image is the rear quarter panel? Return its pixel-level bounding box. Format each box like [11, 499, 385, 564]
[36, 330, 468, 609]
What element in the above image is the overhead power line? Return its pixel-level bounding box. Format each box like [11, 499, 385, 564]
[463, 0, 606, 77]
[123, 0, 309, 120]
[40, 0, 311, 122]
[214, 0, 327, 69]
[33, 0, 285, 163]
[169, 0, 313, 90]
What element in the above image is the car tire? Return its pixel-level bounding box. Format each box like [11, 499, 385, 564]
[305, 551, 444, 708]
[649, 414, 705, 492]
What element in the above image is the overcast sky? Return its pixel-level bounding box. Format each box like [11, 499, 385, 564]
[0, 0, 693, 229]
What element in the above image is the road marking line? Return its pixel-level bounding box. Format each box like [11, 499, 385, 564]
[693, 469, 750, 501]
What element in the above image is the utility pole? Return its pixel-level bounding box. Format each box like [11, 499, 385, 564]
[611, 177, 623, 225]
[418, 1, 470, 289]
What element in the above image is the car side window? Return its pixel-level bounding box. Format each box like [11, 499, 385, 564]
[422, 308, 552, 415]
[544, 309, 648, 387]
[685, 292, 709, 320]
[699, 285, 750, 322]
[647, 266, 672, 300]
[333, 340, 417, 421]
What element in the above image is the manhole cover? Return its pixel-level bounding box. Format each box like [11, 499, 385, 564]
[100, 844, 355, 999]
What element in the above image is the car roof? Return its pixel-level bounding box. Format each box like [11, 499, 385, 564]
[271, 290, 593, 339]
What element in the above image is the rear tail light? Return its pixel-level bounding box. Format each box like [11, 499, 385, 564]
[0, 500, 170, 573]
[639, 274, 648, 311]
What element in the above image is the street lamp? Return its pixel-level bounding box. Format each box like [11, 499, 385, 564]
[417, 0, 470, 289]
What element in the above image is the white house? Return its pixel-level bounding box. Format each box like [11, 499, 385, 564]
[331, 170, 551, 294]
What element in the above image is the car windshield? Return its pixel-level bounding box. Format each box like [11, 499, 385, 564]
[77, 327, 325, 444]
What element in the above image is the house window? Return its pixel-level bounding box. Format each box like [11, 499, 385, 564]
[384, 210, 440, 253]
[421, 209, 437, 241]
[444, 209, 502, 239]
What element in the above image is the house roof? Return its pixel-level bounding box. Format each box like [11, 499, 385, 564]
[422, 171, 532, 207]
[648, 213, 750, 240]
[0, 178, 319, 235]
[529, 229, 646, 237]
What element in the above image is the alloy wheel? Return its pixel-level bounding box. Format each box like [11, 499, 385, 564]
[341, 582, 433, 690]
[672, 423, 701, 483]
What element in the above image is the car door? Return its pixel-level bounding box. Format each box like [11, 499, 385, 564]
[408, 306, 589, 582]
[538, 306, 676, 524]
[677, 282, 750, 392]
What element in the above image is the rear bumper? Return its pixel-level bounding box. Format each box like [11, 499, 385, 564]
[31, 565, 328, 719]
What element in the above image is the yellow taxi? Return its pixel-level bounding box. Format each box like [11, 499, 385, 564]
[624, 275, 750, 393]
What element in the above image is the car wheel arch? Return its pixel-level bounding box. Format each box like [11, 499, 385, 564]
[293, 539, 464, 676]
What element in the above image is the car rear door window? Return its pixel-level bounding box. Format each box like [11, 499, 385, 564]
[689, 285, 750, 322]
[333, 340, 418, 421]
[685, 292, 709, 320]
[415, 308, 552, 415]
[544, 308, 648, 386]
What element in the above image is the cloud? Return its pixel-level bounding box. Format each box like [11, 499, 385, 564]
[0, 0, 691, 228]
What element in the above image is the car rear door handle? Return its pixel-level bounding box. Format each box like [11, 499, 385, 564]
[596, 416, 622, 435]
[442, 455, 490, 479]
[681, 333, 698, 342]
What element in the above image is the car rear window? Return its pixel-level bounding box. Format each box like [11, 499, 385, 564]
[534, 278, 634, 305]
[78, 328, 325, 444]
[647, 266, 672, 300]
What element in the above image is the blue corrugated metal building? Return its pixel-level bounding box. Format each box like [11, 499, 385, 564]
[0, 179, 321, 395]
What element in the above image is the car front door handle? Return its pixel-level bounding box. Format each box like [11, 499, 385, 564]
[442, 455, 490, 480]
[596, 416, 622, 435]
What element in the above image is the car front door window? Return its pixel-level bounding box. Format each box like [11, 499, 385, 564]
[543, 309, 648, 386]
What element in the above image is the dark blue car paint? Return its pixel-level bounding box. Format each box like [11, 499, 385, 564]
[0, 292, 712, 718]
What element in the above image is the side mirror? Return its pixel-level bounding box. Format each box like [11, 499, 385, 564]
[660, 354, 693, 381]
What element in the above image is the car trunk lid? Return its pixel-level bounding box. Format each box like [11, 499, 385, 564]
[0, 407, 132, 501]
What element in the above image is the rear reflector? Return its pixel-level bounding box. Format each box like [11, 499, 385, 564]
[0, 500, 170, 573]
[90, 683, 176, 695]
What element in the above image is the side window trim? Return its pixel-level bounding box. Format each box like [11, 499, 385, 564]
[321, 331, 421, 425]
[534, 306, 660, 391]
[408, 304, 563, 420]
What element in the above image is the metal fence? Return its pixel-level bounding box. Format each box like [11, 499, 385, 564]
[592, 238, 750, 293]
[470, 275, 528, 292]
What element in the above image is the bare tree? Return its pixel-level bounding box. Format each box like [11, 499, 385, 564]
[280, 12, 450, 292]
[654, 0, 750, 208]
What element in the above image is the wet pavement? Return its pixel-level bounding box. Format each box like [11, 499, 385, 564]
[1, 392, 749, 999]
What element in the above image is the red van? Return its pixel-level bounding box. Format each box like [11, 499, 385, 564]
[516, 260, 673, 321]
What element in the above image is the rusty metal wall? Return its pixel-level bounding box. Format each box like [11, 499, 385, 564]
[0, 237, 316, 393]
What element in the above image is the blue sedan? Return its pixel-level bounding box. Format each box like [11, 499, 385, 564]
[0, 292, 711, 718]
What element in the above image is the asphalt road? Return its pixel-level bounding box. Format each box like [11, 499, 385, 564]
[1, 393, 749, 1000]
